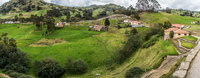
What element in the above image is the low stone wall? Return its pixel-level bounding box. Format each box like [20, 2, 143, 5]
[173, 42, 200, 78]
[179, 38, 196, 44]
[171, 40, 186, 54]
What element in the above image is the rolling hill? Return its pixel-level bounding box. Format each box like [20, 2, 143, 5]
[0, 0, 125, 21]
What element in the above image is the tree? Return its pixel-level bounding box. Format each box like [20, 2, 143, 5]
[163, 21, 171, 29]
[170, 31, 174, 38]
[15, 15, 18, 21]
[65, 10, 71, 22]
[34, 57, 65, 78]
[44, 15, 55, 32]
[135, 0, 161, 12]
[104, 18, 110, 32]
[166, 7, 171, 13]
[130, 28, 138, 36]
[0, 33, 30, 73]
[125, 67, 145, 78]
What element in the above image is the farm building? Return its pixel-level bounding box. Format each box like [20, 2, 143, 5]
[131, 21, 143, 27]
[55, 22, 64, 28]
[93, 25, 106, 31]
[123, 19, 131, 23]
[164, 27, 190, 40]
[172, 24, 184, 29]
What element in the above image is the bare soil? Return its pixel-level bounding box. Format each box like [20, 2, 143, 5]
[30, 38, 66, 47]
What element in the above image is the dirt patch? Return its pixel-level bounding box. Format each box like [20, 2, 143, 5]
[30, 38, 66, 47]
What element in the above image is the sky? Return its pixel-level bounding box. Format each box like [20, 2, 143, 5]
[0, 0, 200, 11]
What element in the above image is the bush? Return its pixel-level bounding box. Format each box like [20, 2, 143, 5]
[142, 35, 159, 48]
[0, 33, 30, 73]
[5, 70, 33, 78]
[34, 57, 65, 78]
[65, 58, 87, 74]
[125, 67, 145, 78]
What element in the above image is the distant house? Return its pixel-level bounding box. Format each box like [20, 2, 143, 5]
[5, 21, 14, 24]
[123, 19, 131, 23]
[172, 24, 184, 29]
[15, 21, 20, 23]
[164, 27, 190, 40]
[93, 25, 106, 31]
[55, 22, 64, 28]
[191, 21, 196, 24]
[63, 22, 70, 26]
[131, 21, 143, 27]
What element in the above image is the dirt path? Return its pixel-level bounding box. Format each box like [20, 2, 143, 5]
[0, 73, 11, 78]
[141, 56, 181, 78]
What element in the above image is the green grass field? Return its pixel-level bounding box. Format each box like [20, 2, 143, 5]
[0, 24, 179, 78]
[180, 40, 194, 49]
[140, 12, 200, 25]
[181, 36, 198, 41]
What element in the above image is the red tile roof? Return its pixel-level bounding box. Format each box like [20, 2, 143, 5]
[124, 19, 131, 21]
[172, 24, 183, 28]
[174, 29, 190, 34]
[164, 28, 179, 32]
[131, 21, 141, 23]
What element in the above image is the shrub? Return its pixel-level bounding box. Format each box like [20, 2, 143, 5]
[142, 35, 159, 48]
[65, 58, 87, 74]
[34, 57, 65, 78]
[125, 67, 145, 78]
[5, 70, 33, 78]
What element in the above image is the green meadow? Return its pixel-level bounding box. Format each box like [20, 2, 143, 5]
[181, 36, 198, 42]
[140, 12, 200, 25]
[180, 40, 194, 49]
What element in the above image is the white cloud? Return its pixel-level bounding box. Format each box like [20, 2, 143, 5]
[1, 0, 200, 11]
[0, 0, 10, 5]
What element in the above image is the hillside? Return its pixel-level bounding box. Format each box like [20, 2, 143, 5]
[0, 0, 125, 21]
[0, 24, 179, 78]
[140, 12, 200, 25]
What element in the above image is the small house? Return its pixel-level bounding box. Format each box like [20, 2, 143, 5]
[191, 21, 196, 24]
[63, 22, 70, 26]
[55, 22, 64, 28]
[15, 21, 20, 24]
[164, 28, 190, 40]
[93, 25, 106, 31]
[131, 21, 142, 27]
[172, 24, 184, 29]
[123, 19, 131, 23]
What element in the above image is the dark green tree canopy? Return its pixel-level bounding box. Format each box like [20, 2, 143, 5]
[135, 0, 161, 12]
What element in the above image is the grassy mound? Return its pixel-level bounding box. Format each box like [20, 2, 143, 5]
[181, 36, 198, 42]
[180, 40, 194, 49]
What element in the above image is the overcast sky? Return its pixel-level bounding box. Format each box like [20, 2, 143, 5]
[1, 0, 200, 11]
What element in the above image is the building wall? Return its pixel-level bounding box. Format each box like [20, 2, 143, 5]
[174, 33, 189, 39]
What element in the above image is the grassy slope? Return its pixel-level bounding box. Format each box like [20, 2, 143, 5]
[140, 12, 200, 25]
[180, 40, 194, 49]
[0, 10, 46, 19]
[181, 36, 198, 41]
[65, 38, 178, 78]
[0, 24, 126, 76]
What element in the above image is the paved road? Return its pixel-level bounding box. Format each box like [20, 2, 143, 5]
[187, 51, 200, 78]
[186, 41, 200, 78]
